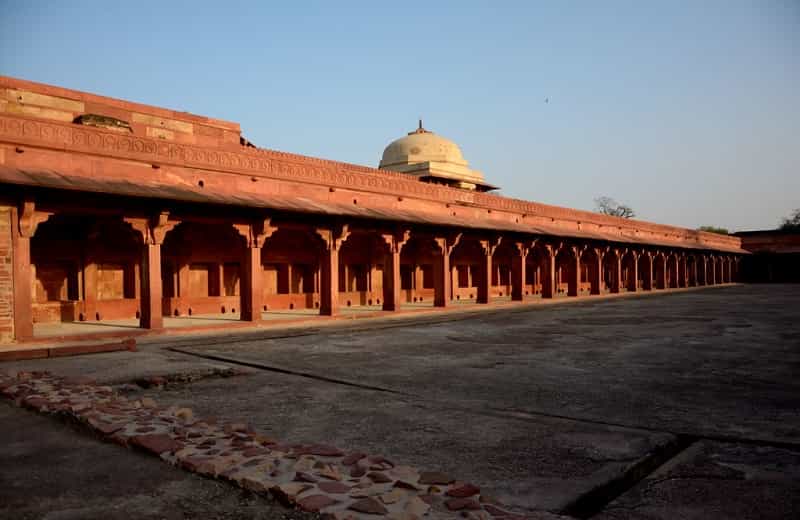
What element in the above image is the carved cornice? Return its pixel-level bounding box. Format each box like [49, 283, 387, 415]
[0, 113, 742, 252]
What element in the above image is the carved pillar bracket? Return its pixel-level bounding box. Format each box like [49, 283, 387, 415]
[235, 217, 278, 248]
[381, 228, 411, 255]
[18, 199, 53, 239]
[315, 224, 351, 252]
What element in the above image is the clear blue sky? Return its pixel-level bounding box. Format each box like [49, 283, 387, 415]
[1, 1, 797, 231]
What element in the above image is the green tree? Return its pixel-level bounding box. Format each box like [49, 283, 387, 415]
[698, 226, 729, 235]
[594, 196, 635, 218]
[780, 208, 800, 232]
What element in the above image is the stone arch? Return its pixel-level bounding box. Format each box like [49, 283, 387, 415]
[399, 234, 439, 304]
[638, 252, 653, 290]
[555, 244, 580, 296]
[580, 247, 602, 295]
[450, 236, 485, 301]
[654, 252, 667, 289]
[686, 254, 697, 286]
[621, 249, 639, 291]
[602, 247, 621, 293]
[491, 239, 516, 298]
[337, 231, 389, 308]
[525, 244, 549, 296]
[30, 214, 143, 324]
[262, 227, 323, 310]
[161, 221, 247, 317]
[665, 252, 679, 288]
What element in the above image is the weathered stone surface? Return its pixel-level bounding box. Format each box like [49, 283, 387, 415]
[349, 497, 389, 515]
[318, 481, 351, 494]
[298, 494, 338, 512]
[367, 471, 393, 483]
[295, 471, 319, 483]
[405, 496, 431, 517]
[380, 488, 407, 504]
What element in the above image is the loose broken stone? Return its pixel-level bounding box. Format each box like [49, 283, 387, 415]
[342, 452, 367, 466]
[446, 483, 480, 498]
[295, 471, 319, 483]
[272, 483, 313, 505]
[367, 471, 393, 483]
[349, 497, 389, 515]
[318, 481, 351, 494]
[298, 494, 339, 512]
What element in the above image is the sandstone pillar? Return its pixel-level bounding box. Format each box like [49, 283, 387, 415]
[609, 249, 622, 293]
[641, 252, 653, 291]
[381, 230, 409, 311]
[567, 246, 580, 297]
[627, 251, 639, 292]
[698, 256, 707, 285]
[656, 254, 667, 289]
[670, 255, 680, 288]
[541, 244, 557, 299]
[478, 237, 501, 304]
[13, 201, 52, 340]
[140, 242, 163, 329]
[589, 248, 602, 295]
[316, 225, 349, 316]
[511, 241, 533, 301]
[235, 219, 276, 322]
[82, 258, 98, 320]
[11, 210, 33, 340]
[433, 233, 461, 307]
[710, 256, 717, 285]
[127, 213, 178, 330]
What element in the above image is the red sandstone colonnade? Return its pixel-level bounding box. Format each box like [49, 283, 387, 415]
[9, 200, 744, 341]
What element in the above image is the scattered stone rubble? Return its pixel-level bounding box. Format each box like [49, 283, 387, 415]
[0, 370, 557, 519]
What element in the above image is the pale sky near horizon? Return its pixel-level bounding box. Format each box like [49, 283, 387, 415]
[1, 1, 797, 231]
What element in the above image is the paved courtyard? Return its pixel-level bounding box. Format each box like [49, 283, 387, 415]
[2, 285, 799, 519]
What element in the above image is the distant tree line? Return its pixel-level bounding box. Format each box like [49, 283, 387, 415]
[594, 196, 635, 218]
[780, 208, 800, 232]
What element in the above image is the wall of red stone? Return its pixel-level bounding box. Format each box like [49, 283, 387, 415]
[0, 204, 13, 343]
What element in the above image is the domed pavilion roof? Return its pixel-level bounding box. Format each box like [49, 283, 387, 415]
[378, 122, 497, 192]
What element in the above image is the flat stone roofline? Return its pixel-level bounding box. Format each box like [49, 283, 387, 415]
[0, 76, 743, 253]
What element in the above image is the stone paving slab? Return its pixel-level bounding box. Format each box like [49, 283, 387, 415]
[0, 371, 567, 520]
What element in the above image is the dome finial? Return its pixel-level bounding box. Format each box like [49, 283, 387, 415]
[410, 118, 430, 135]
